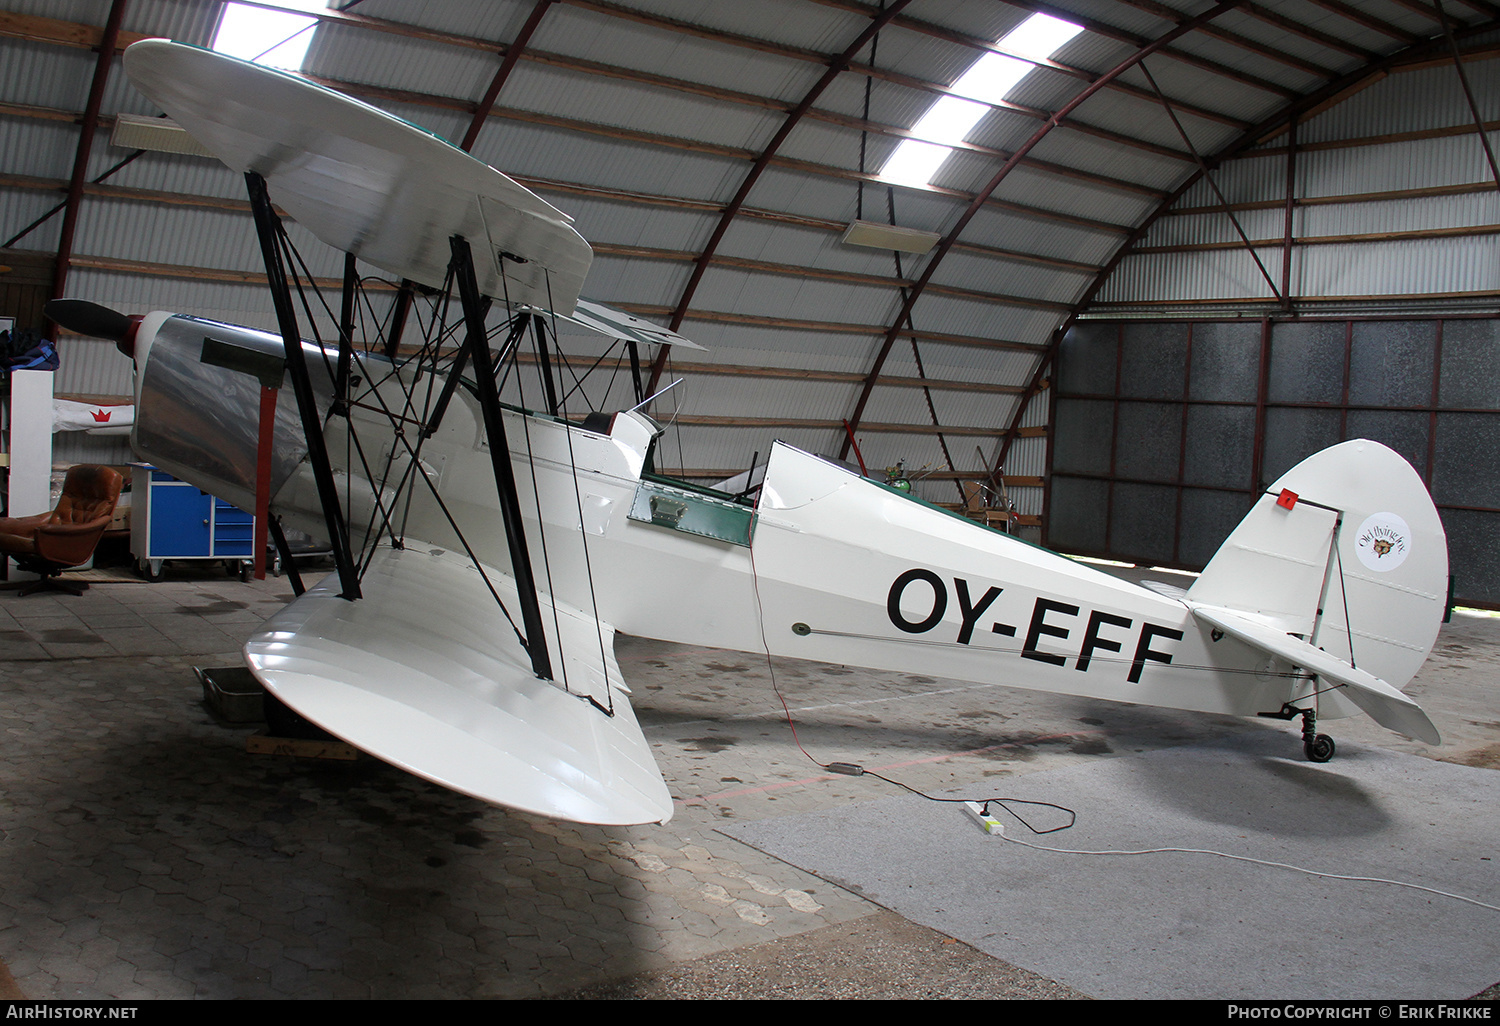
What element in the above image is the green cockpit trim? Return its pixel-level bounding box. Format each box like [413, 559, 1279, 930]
[628, 478, 756, 547]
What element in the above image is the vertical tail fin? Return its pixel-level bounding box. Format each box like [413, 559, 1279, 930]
[1186, 440, 1447, 694]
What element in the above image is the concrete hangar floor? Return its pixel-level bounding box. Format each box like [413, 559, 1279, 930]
[0, 556, 1496, 1000]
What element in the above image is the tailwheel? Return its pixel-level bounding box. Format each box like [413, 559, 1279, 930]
[1257, 703, 1338, 763]
[1304, 733, 1336, 763]
[1298, 706, 1335, 763]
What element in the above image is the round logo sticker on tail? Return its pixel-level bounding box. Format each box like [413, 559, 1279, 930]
[1355, 512, 1411, 572]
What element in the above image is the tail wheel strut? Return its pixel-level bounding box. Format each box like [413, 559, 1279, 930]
[1258, 702, 1337, 763]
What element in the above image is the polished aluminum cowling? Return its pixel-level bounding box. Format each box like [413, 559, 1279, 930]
[131, 313, 333, 514]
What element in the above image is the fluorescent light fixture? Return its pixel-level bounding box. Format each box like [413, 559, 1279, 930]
[840, 220, 942, 254]
[878, 12, 1084, 188]
[212, 1, 327, 70]
[110, 113, 216, 157]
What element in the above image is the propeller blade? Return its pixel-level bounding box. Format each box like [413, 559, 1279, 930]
[45, 299, 142, 358]
[45, 299, 132, 341]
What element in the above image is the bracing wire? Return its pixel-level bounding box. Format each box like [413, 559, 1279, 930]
[273, 229, 532, 649]
[394, 266, 465, 544]
[544, 270, 614, 715]
[557, 338, 624, 410]
[267, 227, 625, 699]
[1335, 529, 1357, 671]
[293, 249, 435, 562]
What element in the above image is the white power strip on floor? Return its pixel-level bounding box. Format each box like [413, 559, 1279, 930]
[963, 801, 1005, 836]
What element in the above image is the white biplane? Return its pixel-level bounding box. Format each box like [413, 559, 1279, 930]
[51, 40, 1448, 826]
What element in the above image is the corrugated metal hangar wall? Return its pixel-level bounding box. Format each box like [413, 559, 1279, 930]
[1052, 317, 1500, 605]
[0, 0, 1495, 598]
[1052, 44, 1500, 607]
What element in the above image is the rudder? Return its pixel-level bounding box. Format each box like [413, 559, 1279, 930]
[1187, 439, 1447, 695]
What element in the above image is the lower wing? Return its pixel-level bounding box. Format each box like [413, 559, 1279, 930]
[243, 545, 673, 825]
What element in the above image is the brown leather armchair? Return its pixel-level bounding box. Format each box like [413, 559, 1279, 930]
[0, 465, 124, 595]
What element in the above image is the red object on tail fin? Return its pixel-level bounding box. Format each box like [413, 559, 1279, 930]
[1277, 489, 1298, 510]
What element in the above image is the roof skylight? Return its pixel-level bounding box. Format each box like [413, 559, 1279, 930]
[879, 13, 1083, 188]
[211, 1, 329, 70]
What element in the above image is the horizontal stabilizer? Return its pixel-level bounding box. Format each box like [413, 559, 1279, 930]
[1189, 603, 1440, 747]
[244, 547, 673, 825]
[541, 298, 707, 351]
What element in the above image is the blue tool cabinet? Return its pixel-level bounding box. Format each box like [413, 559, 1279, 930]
[130, 465, 257, 581]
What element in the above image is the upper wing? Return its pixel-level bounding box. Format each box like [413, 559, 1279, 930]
[244, 545, 672, 825]
[1188, 602, 1441, 746]
[122, 39, 592, 314]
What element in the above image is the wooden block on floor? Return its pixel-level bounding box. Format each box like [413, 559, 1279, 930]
[246, 731, 359, 761]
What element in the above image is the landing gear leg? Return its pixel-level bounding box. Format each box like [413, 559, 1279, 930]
[1258, 703, 1336, 763]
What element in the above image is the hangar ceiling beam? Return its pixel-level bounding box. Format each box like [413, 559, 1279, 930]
[0, 9, 1250, 142]
[48, 0, 128, 336]
[1433, 0, 1500, 188]
[1381, 0, 1490, 22]
[1456, 0, 1500, 19]
[1069, 15, 1500, 323]
[43, 251, 1049, 355]
[0, 9, 147, 53]
[510, 47, 1197, 161]
[850, 48, 1252, 130]
[304, 73, 1137, 235]
[566, 0, 1260, 127]
[499, 352, 1033, 395]
[804, 0, 1279, 121]
[839, 0, 1249, 461]
[1170, 179, 1497, 212]
[573, 0, 1288, 107]
[499, 175, 1107, 273]
[1299, 0, 1423, 42]
[990, 11, 1500, 482]
[33, 166, 1485, 252]
[460, 0, 553, 152]
[642, 0, 913, 397]
[590, 243, 1075, 311]
[622, 304, 1045, 354]
[384, 0, 553, 360]
[1239, 2, 1383, 61]
[1137, 59, 1284, 304]
[233, 0, 504, 54]
[1128, 222, 1500, 254]
[670, 415, 1048, 437]
[1282, 118, 1297, 310]
[526, 47, 1200, 160]
[1245, 109, 1500, 152]
[990, 0, 1297, 98]
[1109, 0, 1351, 76]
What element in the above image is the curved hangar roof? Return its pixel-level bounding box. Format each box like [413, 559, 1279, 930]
[2, 0, 1497, 503]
